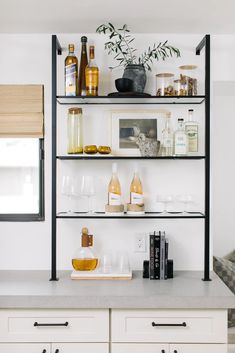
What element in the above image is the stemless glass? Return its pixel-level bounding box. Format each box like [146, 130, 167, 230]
[61, 175, 75, 213]
[81, 176, 95, 213]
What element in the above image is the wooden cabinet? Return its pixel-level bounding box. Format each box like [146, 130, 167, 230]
[112, 309, 227, 343]
[169, 344, 227, 353]
[0, 343, 50, 353]
[51, 343, 108, 353]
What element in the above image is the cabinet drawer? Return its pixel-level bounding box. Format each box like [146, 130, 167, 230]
[112, 309, 227, 343]
[0, 343, 50, 353]
[170, 344, 227, 353]
[112, 343, 169, 353]
[0, 309, 109, 342]
[52, 343, 109, 353]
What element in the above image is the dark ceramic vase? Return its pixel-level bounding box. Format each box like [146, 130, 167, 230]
[123, 64, 146, 93]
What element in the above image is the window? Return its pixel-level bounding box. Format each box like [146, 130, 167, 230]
[0, 138, 44, 221]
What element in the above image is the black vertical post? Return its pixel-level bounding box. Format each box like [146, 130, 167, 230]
[196, 35, 211, 281]
[50, 35, 61, 281]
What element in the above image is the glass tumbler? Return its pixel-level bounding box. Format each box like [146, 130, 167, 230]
[67, 107, 83, 154]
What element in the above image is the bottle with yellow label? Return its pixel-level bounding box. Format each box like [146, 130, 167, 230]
[85, 45, 99, 96]
[65, 44, 78, 96]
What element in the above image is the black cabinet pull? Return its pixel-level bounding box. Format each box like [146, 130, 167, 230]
[161, 350, 165, 353]
[42, 350, 46, 353]
[55, 350, 59, 353]
[174, 350, 178, 353]
[34, 321, 69, 327]
[152, 321, 186, 327]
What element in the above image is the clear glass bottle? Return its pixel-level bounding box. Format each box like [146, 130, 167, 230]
[108, 163, 122, 206]
[130, 165, 144, 206]
[174, 118, 188, 156]
[65, 44, 78, 96]
[161, 112, 173, 156]
[85, 46, 99, 96]
[67, 107, 83, 154]
[185, 109, 199, 153]
[72, 227, 98, 271]
[78, 36, 88, 96]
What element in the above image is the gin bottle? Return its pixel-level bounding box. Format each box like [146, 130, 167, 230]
[174, 118, 188, 155]
[162, 112, 173, 156]
[185, 109, 199, 153]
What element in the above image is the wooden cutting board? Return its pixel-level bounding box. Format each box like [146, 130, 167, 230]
[71, 270, 132, 280]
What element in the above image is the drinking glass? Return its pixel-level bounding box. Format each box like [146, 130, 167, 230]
[61, 175, 75, 213]
[99, 254, 113, 274]
[81, 176, 95, 213]
[116, 252, 130, 274]
[176, 194, 193, 213]
[156, 194, 173, 213]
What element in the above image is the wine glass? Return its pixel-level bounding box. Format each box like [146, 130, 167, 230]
[61, 175, 75, 213]
[81, 176, 95, 213]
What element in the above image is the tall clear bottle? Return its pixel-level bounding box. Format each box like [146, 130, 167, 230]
[161, 112, 173, 156]
[174, 118, 188, 156]
[65, 44, 78, 96]
[67, 108, 83, 154]
[85, 46, 99, 96]
[130, 166, 144, 206]
[78, 36, 88, 96]
[185, 109, 199, 153]
[108, 163, 122, 206]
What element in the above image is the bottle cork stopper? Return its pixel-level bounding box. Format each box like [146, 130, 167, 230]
[81, 227, 93, 247]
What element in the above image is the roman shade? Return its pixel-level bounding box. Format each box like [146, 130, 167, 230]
[0, 85, 44, 137]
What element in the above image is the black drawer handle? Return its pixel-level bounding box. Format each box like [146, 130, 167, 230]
[42, 350, 47, 353]
[174, 351, 178, 353]
[55, 350, 59, 353]
[161, 350, 165, 353]
[34, 321, 69, 327]
[152, 321, 186, 327]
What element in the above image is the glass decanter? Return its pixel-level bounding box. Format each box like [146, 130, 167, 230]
[72, 227, 98, 271]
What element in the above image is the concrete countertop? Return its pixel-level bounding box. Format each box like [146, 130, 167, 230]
[0, 270, 234, 309]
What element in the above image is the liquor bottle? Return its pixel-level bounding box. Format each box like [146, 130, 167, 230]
[161, 112, 173, 156]
[72, 227, 98, 271]
[65, 44, 78, 96]
[85, 45, 99, 96]
[130, 166, 144, 206]
[174, 118, 188, 155]
[108, 163, 122, 206]
[78, 36, 88, 96]
[185, 109, 199, 153]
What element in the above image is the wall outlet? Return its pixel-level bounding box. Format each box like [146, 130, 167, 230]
[134, 234, 146, 252]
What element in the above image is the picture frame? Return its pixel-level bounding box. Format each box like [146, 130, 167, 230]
[111, 110, 168, 156]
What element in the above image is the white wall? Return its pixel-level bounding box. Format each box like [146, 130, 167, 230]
[0, 33, 233, 272]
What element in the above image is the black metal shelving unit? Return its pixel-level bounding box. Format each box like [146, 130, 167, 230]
[51, 34, 211, 282]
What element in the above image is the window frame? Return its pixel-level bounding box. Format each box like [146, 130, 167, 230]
[0, 138, 45, 222]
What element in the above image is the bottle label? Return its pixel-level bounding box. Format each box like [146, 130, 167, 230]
[175, 136, 187, 155]
[65, 63, 77, 96]
[86, 70, 99, 95]
[186, 125, 198, 152]
[131, 192, 144, 205]
[108, 192, 121, 206]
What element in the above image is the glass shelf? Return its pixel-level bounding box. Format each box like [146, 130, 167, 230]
[57, 95, 205, 105]
[57, 155, 205, 160]
[57, 211, 205, 219]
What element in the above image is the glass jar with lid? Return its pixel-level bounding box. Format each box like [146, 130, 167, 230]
[174, 79, 187, 96]
[156, 73, 174, 96]
[67, 107, 83, 154]
[179, 65, 198, 96]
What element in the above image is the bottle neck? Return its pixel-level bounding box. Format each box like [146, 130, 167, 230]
[188, 110, 194, 122]
[81, 43, 87, 54]
[177, 121, 184, 130]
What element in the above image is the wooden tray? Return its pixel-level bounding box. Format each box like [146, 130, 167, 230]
[71, 270, 132, 280]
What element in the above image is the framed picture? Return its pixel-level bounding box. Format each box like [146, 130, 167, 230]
[111, 110, 167, 156]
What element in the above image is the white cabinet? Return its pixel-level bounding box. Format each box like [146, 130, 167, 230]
[112, 309, 227, 343]
[169, 344, 227, 353]
[0, 343, 50, 353]
[51, 343, 109, 353]
[112, 343, 169, 353]
[0, 309, 109, 343]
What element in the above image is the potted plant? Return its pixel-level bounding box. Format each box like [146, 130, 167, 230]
[96, 23, 180, 93]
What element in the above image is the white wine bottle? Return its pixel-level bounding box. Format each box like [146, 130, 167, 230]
[130, 166, 144, 205]
[108, 163, 122, 206]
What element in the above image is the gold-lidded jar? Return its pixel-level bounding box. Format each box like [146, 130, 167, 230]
[67, 107, 83, 154]
[179, 65, 198, 96]
[156, 73, 174, 96]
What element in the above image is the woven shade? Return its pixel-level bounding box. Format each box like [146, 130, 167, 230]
[0, 85, 44, 137]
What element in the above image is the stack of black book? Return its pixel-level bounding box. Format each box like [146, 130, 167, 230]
[149, 231, 169, 280]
